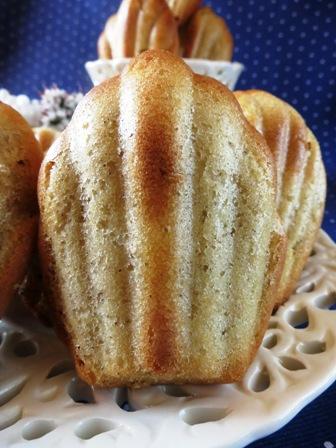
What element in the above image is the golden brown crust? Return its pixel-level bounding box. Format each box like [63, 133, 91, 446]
[167, 0, 202, 24]
[0, 102, 42, 315]
[110, 0, 179, 57]
[21, 127, 58, 323]
[235, 90, 326, 307]
[182, 6, 233, 60]
[39, 50, 285, 387]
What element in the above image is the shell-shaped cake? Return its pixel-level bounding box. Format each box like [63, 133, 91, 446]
[235, 90, 326, 306]
[39, 50, 285, 387]
[167, 0, 201, 24]
[182, 7, 233, 60]
[0, 102, 42, 315]
[110, 0, 179, 58]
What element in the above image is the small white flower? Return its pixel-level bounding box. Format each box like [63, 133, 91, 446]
[0, 87, 83, 131]
[40, 87, 84, 131]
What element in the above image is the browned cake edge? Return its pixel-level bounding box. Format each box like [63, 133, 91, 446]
[38, 51, 285, 387]
[235, 90, 327, 308]
[0, 103, 42, 315]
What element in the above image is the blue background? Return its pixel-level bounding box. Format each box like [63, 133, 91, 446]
[0, 0, 335, 446]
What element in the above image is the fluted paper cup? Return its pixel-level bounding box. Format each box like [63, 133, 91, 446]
[85, 58, 244, 90]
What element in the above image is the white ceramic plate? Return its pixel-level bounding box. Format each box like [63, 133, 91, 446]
[0, 230, 336, 448]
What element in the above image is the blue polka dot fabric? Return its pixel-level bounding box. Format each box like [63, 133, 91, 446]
[0, 1, 336, 446]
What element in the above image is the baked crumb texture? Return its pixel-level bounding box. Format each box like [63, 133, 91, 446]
[102, 0, 179, 58]
[98, 0, 233, 61]
[235, 90, 326, 307]
[39, 50, 286, 387]
[0, 102, 42, 315]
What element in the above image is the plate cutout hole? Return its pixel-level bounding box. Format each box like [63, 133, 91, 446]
[14, 340, 37, 357]
[298, 340, 326, 354]
[249, 367, 270, 392]
[315, 293, 336, 311]
[47, 360, 73, 378]
[162, 385, 192, 397]
[180, 407, 229, 425]
[68, 377, 95, 404]
[22, 420, 56, 440]
[114, 388, 135, 412]
[120, 401, 134, 412]
[75, 418, 115, 440]
[262, 333, 278, 349]
[279, 356, 306, 371]
[286, 308, 309, 329]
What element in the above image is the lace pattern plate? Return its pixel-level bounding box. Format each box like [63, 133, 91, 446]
[0, 230, 336, 448]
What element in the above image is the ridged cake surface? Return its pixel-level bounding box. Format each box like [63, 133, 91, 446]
[110, 0, 179, 58]
[0, 102, 42, 315]
[235, 90, 326, 306]
[39, 50, 285, 387]
[182, 7, 233, 60]
[167, 0, 201, 24]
